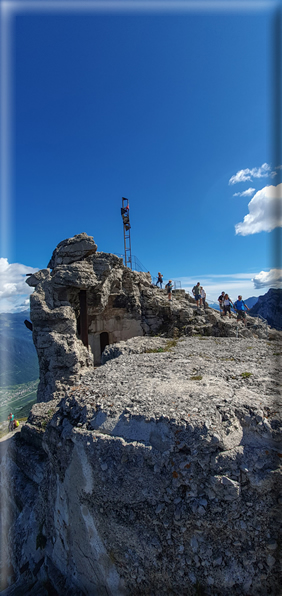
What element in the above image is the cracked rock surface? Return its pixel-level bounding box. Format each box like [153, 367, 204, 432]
[1, 335, 281, 595]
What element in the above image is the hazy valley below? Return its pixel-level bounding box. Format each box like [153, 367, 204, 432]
[0, 310, 39, 425]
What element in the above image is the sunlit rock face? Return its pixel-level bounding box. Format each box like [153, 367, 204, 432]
[1, 335, 281, 595]
[249, 288, 282, 330]
[26, 234, 272, 403]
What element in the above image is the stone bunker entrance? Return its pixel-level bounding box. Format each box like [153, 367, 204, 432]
[100, 331, 109, 355]
[74, 286, 144, 365]
[86, 328, 111, 366]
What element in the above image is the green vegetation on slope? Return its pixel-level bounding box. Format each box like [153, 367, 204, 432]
[0, 310, 39, 386]
[0, 379, 39, 424]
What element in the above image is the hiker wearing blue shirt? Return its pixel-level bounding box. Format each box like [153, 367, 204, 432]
[233, 295, 249, 326]
[192, 282, 202, 307]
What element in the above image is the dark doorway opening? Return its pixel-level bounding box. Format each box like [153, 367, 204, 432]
[100, 332, 109, 356]
[79, 290, 88, 347]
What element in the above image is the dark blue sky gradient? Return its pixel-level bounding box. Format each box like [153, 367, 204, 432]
[12, 9, 274, 280]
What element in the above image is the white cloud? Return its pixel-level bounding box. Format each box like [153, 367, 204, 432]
[233, 187, 255, 197]
[0, 258, 39, 313]
[177, 273, 263, 303]
[252, 269, 282, 289]
[229, 169, 253, 185]
[251, 163, 272, 178]
[229, 163, 271, 185]
[235, 183, 282, 235]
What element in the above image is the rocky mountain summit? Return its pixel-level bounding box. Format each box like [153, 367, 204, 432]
[0, 234, 281, 595]
[25, 233, 275, 404]
[249, 288, 282, 330]
[1, 335, 281, 595]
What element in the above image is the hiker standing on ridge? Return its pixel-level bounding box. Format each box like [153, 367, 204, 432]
[233, 295, 249, 326]
[200, 286, 206, 309]
[8, 413, 14, 432]
[218, 291, 225, 316]
[156, 272, 163, 288]
[7, 413, 19, 432]
[223, 294, 234, 319]
[192, 282, 202, 307]
[165, 280, 173, 302]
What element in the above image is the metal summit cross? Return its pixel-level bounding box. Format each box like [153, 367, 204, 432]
[121, 197, 132, 269]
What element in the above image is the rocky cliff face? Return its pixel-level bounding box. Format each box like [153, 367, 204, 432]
[249, 288, 282, 330]
[1, 234, 280, 595]
[26, 234, 273, 404]
[1, 335, 281, 595]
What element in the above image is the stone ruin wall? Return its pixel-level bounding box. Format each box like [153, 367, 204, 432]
[26, 234, 155, 402]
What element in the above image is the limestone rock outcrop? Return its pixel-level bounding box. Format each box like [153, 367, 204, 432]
[2, 234, 281, 595]
[47, 233, 98, 269]
[1, 336, 281, 595]
[249, 288, 282, 330]
[26, 234, 272, 403]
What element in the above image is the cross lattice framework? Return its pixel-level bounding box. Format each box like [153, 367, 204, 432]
[121, 197, 132, 269]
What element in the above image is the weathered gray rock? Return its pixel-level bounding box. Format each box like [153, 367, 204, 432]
[26, 234, 274, 403]
[51, 261, 99, 289]
[3, 234, 280, 594]
[26, 269, 51, 287]
[1, 336, 281, 595]
[101, 336, 168, 364]
[29, 283, 93, 402]
[47, 233, 98, 269]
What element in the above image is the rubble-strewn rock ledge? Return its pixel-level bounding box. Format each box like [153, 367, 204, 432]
[1, 336, 281, 595]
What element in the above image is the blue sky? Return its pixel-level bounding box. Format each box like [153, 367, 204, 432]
[0, 1, 281, 311]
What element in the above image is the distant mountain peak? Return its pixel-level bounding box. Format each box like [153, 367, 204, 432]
[249, 287, 282, 330]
